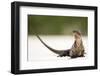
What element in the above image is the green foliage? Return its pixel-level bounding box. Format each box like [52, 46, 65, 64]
[28, 15, 88, 36]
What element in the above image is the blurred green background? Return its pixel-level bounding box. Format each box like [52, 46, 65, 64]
[28, 15, 88, 36]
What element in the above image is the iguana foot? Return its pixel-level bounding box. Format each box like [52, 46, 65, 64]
[70, 55, 85, 58]
[70, 56, 77, 58]
[79, 55, 85, 57]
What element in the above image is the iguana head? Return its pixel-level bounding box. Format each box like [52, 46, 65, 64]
[73, 30, 81, 40]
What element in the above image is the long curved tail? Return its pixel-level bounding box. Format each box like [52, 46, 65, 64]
[35, 34, 70, 55]
[36, 34, 63, 54]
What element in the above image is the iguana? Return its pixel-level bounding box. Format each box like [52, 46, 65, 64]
[35, 30, 85, 58]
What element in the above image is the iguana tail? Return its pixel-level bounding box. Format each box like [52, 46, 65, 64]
[35, 34, 63, 54]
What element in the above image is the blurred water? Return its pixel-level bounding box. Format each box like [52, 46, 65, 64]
[28, 35, 88, 61]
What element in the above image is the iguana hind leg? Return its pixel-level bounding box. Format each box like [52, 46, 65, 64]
[57, 50, 70, 57]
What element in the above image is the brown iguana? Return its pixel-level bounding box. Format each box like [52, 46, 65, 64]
[35, 30, 85, 58]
